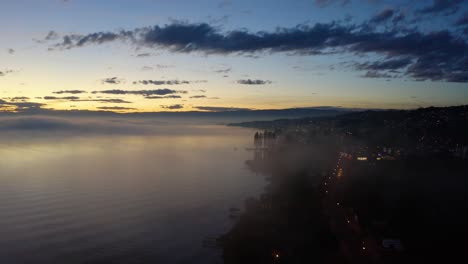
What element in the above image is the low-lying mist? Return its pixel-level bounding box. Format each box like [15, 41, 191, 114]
[0, 115, 248, 138]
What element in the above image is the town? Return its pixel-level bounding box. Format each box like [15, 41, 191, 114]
[221, 105, 468, 263]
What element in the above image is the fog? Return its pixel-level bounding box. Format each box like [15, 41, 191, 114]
[0, 115, 265, 263]
[0, 115, 241, 136]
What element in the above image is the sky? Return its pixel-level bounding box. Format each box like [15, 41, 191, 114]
[0, 0, 467, 113]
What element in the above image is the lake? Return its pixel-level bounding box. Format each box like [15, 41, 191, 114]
[0, 124, 264, 263]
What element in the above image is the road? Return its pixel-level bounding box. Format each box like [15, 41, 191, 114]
[321, 154, 381, 263]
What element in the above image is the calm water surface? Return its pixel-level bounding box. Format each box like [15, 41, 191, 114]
[0, 125, 264, 263]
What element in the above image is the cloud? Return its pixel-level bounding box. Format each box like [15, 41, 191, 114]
[93, 98, 132, 103]
[93, 89, 187, 98]
[141, 66, 153, 71]
[237, 79, 272, 85]
[97, 106, 136, 111]
[419, 0, 463, 15]
[456, 12, 468, 26]
[52, 30, 133, 50]
[0, 99, 45, 112]
[135, 53, 151, 57]
[155, 64, 174, 69]
[161, 104, 184, 109]
[43, 96, 80, 100]
[47, 20, 468, 82]
[43, 96, 132, 103]
[193, 106, 251, 112]
[0, 69, 14, 76]
[53, 90, 87, 94]
[214, 67, 232, 74]
[45, 31, 59, 40]
[10, 97, 30, 101]
[34, 31, 60, 43]
[190, 95, 207, 98]
[144, 95, 182, 99]
[361, 70, 394, 78]
[50, 22, 361, 54]
[7, 48, 15, 54]
[370, 8, 395, 24]
[354, 57, 413, 71]
[391, 12, 405, 24]
[133, 80, 206, 85]
[314, 0, 350, 8]
[350, 30, 468, 82]
[101, 77, 124, 84]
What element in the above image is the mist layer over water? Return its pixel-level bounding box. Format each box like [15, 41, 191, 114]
[0, 123, 263, 263]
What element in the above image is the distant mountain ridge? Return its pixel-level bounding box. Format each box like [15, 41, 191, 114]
[0, 107, 352, 123]
[229, 105, 468, 130]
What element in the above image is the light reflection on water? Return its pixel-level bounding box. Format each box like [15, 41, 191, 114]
[0, 125, 263, 263]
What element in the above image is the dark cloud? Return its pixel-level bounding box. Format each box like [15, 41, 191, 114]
[53, 90, 87, 94]
[97, 106, 136, 111]
[48, 20, 468, 82]
[144, 95, 182, 99]
[456, 12, 468, 26]
[44, 96, 80, 100]
[314, 0, 350, 8]
[392, 12, 406, 24]
[214, 67, 232, 74]
[45, 31, 59, 40]
[34, 31, 60, 43]
[7, 48, 15, 54]
[350, 30, 468, 82]
[43, 96, 132, 103]
[52, 30, 133, 50]
[135, 53, 151, 57]
[237, 79, 272, 85]
[354, 57, 413, 71]
[51, 22, 358, 54]
[93, 89, 186, 97]
[361, 70, 394, 78]
[90, 98, 132, 104]
[193, 89, 206, 93]
[0, 69, 14, 76]
[193, 106, 251, 112]
[419, 0, 463, 15]
[190, 95, 207, 99]
[370, 8, 395, 24]
[10, 97, 30, 101]
[0, 99, 45, 112]
[139, 22, 351, 54]
[101, 77, 123, 84]
[133, 80, 206, 85]
[161, 104, 184, 109]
